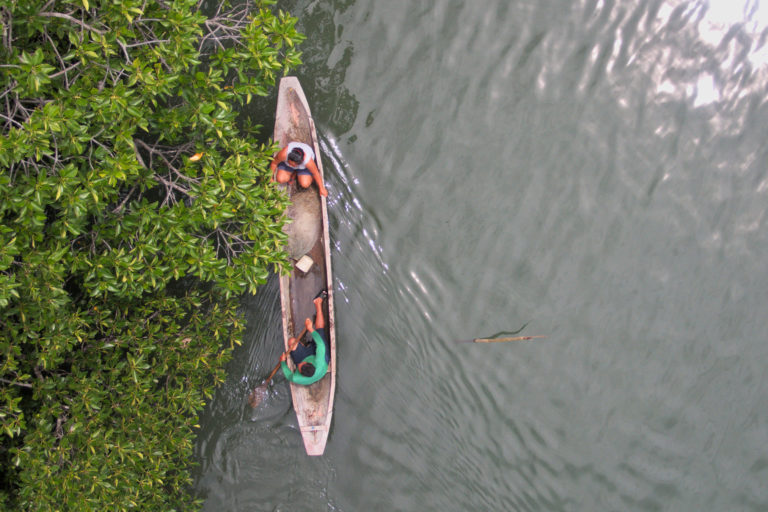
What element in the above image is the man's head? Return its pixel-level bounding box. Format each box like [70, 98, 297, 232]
[287, 147, 305, 165]
[297, 361, 315, 377]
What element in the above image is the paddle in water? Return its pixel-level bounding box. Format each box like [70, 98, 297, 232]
[248, 324, 308, 408]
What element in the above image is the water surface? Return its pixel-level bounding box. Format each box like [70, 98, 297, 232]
[194, 1, 768, 510]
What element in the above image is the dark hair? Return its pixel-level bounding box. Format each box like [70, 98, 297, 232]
[299, 362, 315, 377]
[287, 147, 304, 163]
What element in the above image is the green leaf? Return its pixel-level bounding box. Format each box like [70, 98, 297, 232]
[0, 0, 300, 508]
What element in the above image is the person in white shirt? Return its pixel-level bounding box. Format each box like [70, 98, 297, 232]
[269, 141, 328, 196]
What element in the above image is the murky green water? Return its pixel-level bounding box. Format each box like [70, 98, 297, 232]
[194, 1, 768, 510]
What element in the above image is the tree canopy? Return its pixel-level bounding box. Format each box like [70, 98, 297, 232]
[0, 0, 303, 509]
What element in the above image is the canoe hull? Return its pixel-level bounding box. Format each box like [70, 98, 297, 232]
[273, 77, 336, 456]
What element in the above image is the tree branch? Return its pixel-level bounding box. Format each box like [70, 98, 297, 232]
[38, 12, 105, 35]
[0, 377, 33, 389]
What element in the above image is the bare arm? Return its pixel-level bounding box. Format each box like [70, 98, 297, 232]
[305, 159, 328, 196]
[280, 337, 299, 362]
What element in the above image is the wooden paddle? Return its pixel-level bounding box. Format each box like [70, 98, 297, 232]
[248, 324, 308, 407]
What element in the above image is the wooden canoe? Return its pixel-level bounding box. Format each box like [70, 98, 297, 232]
[273, 76, 336, 456]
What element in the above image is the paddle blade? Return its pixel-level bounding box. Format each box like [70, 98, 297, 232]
[249, 359, 284, 407]
[248, 383, 270, 408]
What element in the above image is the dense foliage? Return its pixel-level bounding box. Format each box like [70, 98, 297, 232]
[0, 0, 303, 509]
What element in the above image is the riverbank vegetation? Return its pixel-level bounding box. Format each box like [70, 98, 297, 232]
[0, 0, 302, 509]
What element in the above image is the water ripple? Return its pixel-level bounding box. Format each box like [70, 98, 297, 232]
[195, 0, 768, 510]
